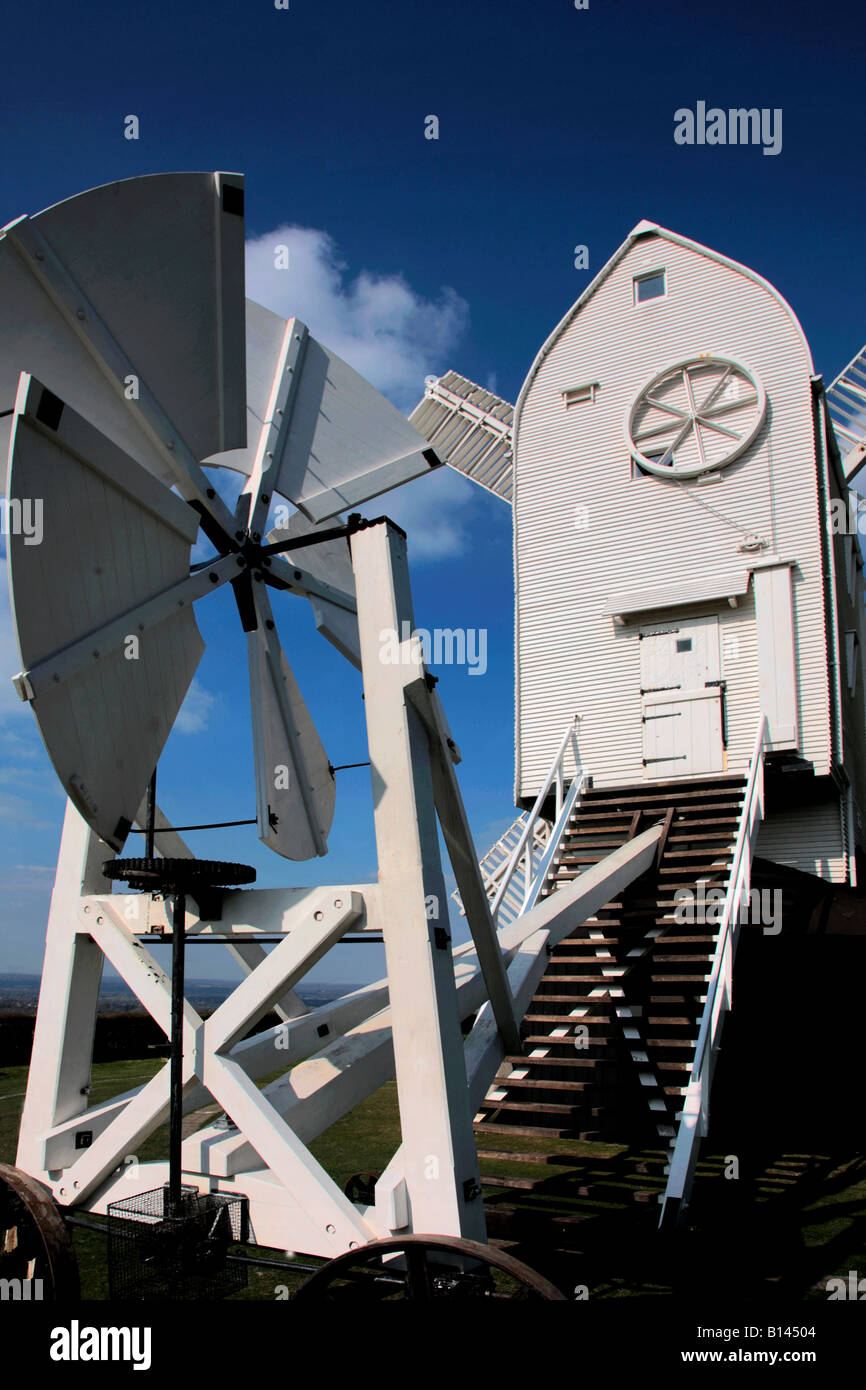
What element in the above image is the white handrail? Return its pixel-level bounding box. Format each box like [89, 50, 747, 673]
[660, 714, 768, 1226]
[489, 718, 581, 927]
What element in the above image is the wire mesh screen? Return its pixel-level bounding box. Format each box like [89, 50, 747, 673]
[108, 1185, 248, 1301]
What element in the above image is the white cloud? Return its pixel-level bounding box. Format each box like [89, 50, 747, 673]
[174, 679, 216, 735]
[245, 226, 469, 415]
[244, 225, 487, 560]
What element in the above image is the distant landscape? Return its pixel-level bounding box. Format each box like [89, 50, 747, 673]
[0, 973, 354, 1015]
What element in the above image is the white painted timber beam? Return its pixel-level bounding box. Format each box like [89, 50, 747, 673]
[350, 518, 486, 1240]
[225, 941, 310, 1023]
[139, 883, 375, 936]
[54, 1066, 181, 1205]
[16, 803, 111, 1176]
[464, 928, 552, 1116]
[203, 892, 361, 1054]
[405, 674, 521, 1054]
[200, 1053, 375, 1251]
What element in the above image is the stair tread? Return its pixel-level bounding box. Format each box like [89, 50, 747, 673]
[506, 1054, 610, 1068]
[579, 788, 743, 808]
[537, 974, 625, 983]
[582, 773, 744, 790]
[473, 1121, 610, 1139]
[666, 831, 738, 843]
[650, 953, 714, 962]
[479, 1173, 542, 1191]
[523, 1013, 616, 1023]
[489, 1076, 610, 1092]
[480, 1098, 613, 1115]
[656, 848, 733, 859]
[475, 1148, 591, 1166]
[530, 994, 624, 1003]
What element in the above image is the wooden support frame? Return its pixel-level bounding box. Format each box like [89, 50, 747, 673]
[18, 812, 662, 1252]
[14, 507, 665, 1261]
[349, 519, 487, 1240]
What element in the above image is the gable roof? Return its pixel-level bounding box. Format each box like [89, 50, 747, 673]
[513, 220, 814, 447]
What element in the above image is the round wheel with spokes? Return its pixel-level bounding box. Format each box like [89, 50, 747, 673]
[626, 355, 766, 480]
[291, 1234, 566, 1301]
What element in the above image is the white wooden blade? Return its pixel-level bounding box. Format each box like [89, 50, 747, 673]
[266, 512, 361, 668]
[206, 299, 289, 484]
[206, 300, 441, 520]
[0, 171, 246, 492]
[6, 375, 204, 850]
[248, 588, 335, 860]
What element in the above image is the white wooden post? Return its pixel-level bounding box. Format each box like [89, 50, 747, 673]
[16, 801, 110, 1174]
[351, 519, 486, 1240]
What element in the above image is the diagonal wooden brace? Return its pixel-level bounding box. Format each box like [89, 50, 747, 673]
[405, 674, 521, 1055]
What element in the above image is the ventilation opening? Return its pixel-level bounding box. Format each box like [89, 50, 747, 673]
[562, 382, 599, 408]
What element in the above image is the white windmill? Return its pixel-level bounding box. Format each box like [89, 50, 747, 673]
[409, 236, 866, 1242]
[1, 172, 666, 1300]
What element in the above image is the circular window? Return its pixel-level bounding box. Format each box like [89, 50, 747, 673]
[625, 355, 767, 480]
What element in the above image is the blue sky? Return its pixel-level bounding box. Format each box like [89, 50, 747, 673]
[1, 0, 864, 986]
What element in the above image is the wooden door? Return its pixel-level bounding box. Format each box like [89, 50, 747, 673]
[639, 616, 724, 778]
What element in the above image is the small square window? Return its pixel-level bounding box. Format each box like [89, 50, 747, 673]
[676, 638, 692, 653]
[634, 270, 666, 304]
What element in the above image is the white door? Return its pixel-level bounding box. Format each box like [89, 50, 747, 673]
[639, 616, 724, 778]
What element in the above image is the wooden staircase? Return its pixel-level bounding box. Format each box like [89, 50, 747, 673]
[475, 773, 747, 1146]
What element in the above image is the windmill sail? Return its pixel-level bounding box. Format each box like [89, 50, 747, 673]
[265, 511, 360, 669]
[409, 370, 514, 503]
[0, 172, 247, 491]
[207, 300, 442, 520]
[5, 376, 203, 850]
[827, 342, 866, 481]
[247, 588, 336, 860]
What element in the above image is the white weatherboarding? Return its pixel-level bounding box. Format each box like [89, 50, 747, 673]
[5, 174, 657, 1290]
